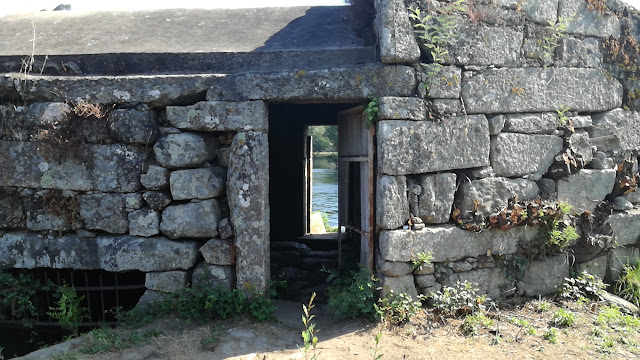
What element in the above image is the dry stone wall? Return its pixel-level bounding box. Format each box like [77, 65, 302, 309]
[0, 98, 269, 301]
[375, 0, 640, 299]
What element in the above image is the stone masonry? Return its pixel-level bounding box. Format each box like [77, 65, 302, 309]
[0, 0, 639, 306]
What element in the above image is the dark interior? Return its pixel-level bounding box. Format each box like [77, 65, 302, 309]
[268, 103, 360, 301]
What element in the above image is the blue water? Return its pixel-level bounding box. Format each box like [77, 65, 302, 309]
[312, 168, 338, 228]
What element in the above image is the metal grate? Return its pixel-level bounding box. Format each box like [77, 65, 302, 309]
[1, 268, 146, 327]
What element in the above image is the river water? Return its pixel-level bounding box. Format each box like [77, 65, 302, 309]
[312, 168, 338, 228]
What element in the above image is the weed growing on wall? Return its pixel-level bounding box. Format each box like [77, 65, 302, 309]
[411, 251, 433, 270]
[363, 98, 379, 128]
[542, 15, 573, 65]
[408, 0, 467, 64]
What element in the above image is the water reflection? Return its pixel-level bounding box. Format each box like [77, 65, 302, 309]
[312, 168, 338, 228]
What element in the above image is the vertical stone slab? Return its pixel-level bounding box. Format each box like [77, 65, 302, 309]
[376, 0, 421, 64]
[228, 131, 269, 292]
[376, 175, 409, 230]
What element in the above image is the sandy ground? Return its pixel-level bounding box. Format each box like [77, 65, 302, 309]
[16, 299, 640, 360]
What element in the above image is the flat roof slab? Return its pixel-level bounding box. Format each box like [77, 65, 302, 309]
[0, 6, 376, 75]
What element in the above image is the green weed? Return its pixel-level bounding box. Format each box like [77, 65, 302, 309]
[615, 260, 640, 306]
[81, 328, 162, 354]
[327, 268, 378, 320]
[411, 252, 433, 271]
[363, 98, 379, 127]
[543, 327, 558, 343]
[409, 0, 467, 64]
[462, 313, 493, 335]
[542, 15, 573, 64]
[375, 291, 422, 325]
[370, 330, 384, 360]
[552, 308, 577, 327]
[560, 271, 608, 302]
[47, 284, 88, 338]
[299, 292, 320, 360]
[429, 281, 488, 316]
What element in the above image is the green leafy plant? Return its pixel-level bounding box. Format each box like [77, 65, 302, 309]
[327, 268, 378, 320]
[508, 317, 537, 335]
[370, 330, 384, 360]
[429, 281, 488, 316]
[543, 327, 558, 343]
[47, 284, 88, 338]
[375, 291, 422, 325]
[363, 98, 379, 128]
[299, 292, 320, 360]
[409, 0, 467, 64]
[411, 251, 433, 270]
[615, 259, 640, 306]
[534, 299, 552, 313]
[496, 254, 528, 283]
[462, 313, 493, 335]
[556, 106, 570, 126]
[542, 15, 573, 64]
[560, 271, 608, 302]
[0, 270, 56, 320]
[552, 308, 577, 327]
[81, 328, 162, 354]
[539, 202, 579, 253]
[596, 305, 640, 331]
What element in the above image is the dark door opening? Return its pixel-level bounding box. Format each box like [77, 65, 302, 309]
[268, 104, 374, 301]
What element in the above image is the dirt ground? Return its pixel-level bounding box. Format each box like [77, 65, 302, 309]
[18, 298, 640, 360]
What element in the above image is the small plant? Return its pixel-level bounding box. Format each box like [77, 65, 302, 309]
[327, 268, 378, 320]
[615, 260, 640, 306]
[509, 317, 537, 336]
[552, 308, 577, 327]
[560, 271, 608, 302]
[81, 328, 162, 354]
[408, 0, 467, 64]
[540, 202, 579, 253]
[47, 284, 88, 338]
[543, 327, 558, 343]
[542, 15, 573, 64]
[596, 305, 640, 331]
[370, 330, 384, 360]
[363, 98, 379, 127]
[375, 291, 422, 325]
[556, 106, 570, 126]
[411, 251, 433, 270]
[300, 292, 320, 360]
[429, 281, 488, 316]
[0, 270, 40, 320]
[462, 313, 493, 335]
[535, 300, 552, 313]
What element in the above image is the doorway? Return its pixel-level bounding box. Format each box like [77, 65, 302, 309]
[268, 104, 374, 300]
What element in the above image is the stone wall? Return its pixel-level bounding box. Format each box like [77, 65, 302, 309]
[0, 0, 639, 304]
[0, 63, 413, 301]
[0, 97, 270, 300]
[375, 0, 640, 299]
